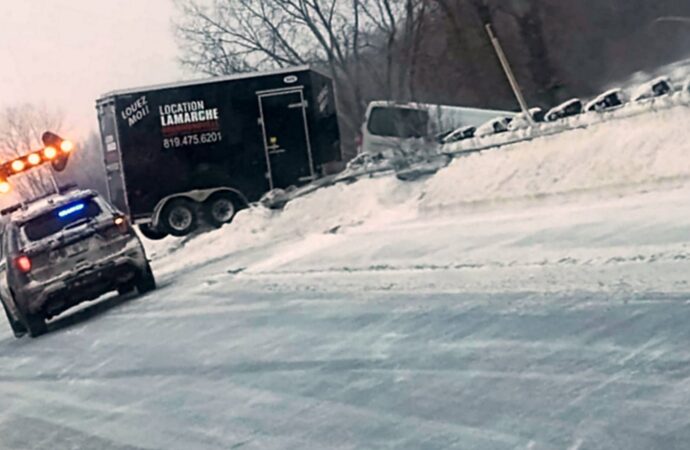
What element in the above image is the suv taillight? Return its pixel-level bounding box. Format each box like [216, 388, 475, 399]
[114, 215, 130, 234]
[15, 255, 32, 273]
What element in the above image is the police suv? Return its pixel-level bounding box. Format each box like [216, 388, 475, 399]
[0, 189, 155, 338]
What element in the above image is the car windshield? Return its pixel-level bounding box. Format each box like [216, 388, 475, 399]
[367, 106, 429, 138]
[21, 198, 102, 242]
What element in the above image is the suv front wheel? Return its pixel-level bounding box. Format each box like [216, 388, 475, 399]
[138, 223, 168, 240]
[136, 264, 156, 294]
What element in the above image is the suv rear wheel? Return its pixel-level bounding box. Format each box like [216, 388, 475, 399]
[2, 299, 26, 338]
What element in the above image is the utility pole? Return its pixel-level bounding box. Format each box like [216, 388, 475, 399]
[485, 24, 534, 125]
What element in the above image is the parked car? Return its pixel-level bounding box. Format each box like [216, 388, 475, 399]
[684, 77, 690, 95]
[632, 76, 672, 101]
[507, 107, 544, 131]
[585, 88, 626, 112]
[441, 125, 476, 143]
[474, 116, 513, 137]
[0, 188, 155, 338]
[545, 98, 583, 122]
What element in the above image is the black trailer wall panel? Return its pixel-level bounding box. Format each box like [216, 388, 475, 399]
[97, 66, 341, 219]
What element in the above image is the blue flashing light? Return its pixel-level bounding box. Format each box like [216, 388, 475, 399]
[57, 202, 85, 218]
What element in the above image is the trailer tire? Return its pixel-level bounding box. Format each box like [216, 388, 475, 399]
[160, 199, 198, 237]
[202, 192, 237, 228]
[138, 223, 168, 240]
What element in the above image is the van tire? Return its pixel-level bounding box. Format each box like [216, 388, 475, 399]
[160, 199, 198, 237]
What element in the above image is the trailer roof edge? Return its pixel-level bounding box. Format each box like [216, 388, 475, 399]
[97, 64, 321, 100]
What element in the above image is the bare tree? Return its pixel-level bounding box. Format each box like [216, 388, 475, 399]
[174, 0, 428, 158]
[60, 131, 108, 197]
[493, 0, 561, 105]
[0, 104, 64, 200]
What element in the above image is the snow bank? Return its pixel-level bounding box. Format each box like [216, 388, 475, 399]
[149, 103, 690, 273]
[422, 104, 690, 211]
[148, 176, 422, 274]
[623, 57, 690, 92]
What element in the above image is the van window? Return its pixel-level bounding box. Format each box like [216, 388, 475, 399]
[21, 198, 103, 242]
[367, 107, 429, 138]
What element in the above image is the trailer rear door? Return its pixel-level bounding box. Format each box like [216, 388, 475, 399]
[97, 99, 129, 215]
[258, 89, 316, 190]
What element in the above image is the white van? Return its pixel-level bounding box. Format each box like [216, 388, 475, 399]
[359, 101, 515, 156]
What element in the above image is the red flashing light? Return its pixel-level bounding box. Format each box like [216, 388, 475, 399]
[0, 132, 76, 194]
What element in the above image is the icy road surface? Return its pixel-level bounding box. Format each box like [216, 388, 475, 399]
[1, 104, 690, 449]
[2, 182, 690, 449]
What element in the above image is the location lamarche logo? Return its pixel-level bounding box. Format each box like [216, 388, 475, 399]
[159, 100, 222, 149]
[159, 101, 219, 127]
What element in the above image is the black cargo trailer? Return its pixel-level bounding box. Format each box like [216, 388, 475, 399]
[96, 66, 341, 239]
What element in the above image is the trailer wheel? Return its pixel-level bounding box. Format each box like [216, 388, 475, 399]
[138, 223, 168, 240]
[160, 199, 198, 237]
[203, 192, 237, 228]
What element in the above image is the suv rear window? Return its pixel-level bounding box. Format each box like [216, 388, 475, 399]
[22, 198, 102, 242]
[367, 107, 429, 138]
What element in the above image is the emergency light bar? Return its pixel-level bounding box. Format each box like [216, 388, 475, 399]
[0, 131, 75, 194]
[57, 202, 85, 218]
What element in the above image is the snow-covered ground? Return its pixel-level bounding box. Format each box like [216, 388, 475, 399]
[1, 105, 689, 449]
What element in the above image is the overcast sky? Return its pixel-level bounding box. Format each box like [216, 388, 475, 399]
[0, 0, 185, 139]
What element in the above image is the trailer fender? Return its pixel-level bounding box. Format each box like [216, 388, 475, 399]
[151, 188, 249, 229]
